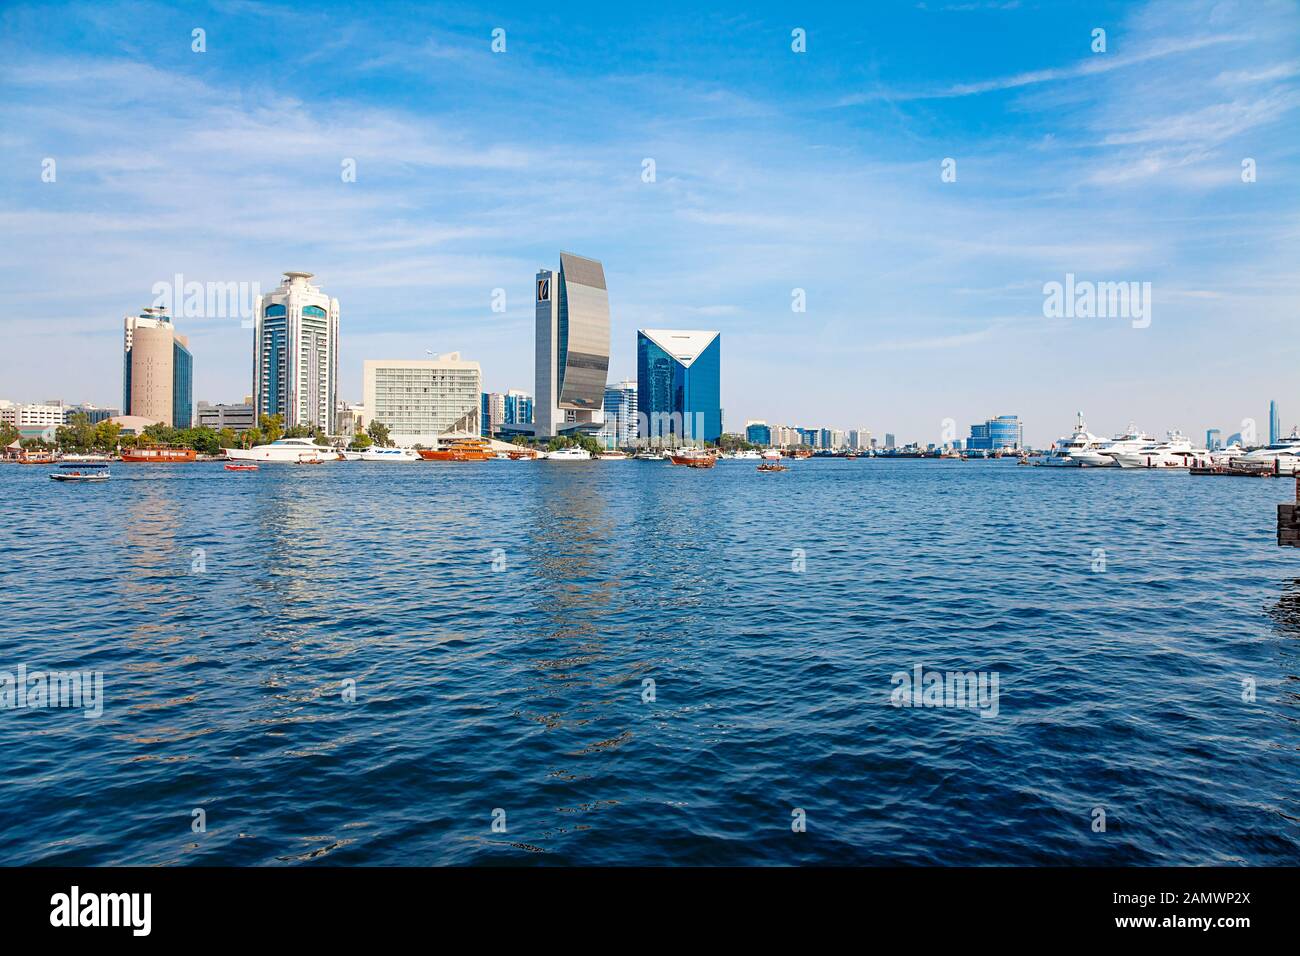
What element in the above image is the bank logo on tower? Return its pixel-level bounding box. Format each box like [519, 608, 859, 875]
[537, 278, 550, 301]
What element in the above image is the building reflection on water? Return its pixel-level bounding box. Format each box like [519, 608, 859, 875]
[1267, 579, 1300, 710]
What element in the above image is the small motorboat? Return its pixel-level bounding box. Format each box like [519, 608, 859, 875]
[49, 463, 110, 482]
[224, 463, 259, 472]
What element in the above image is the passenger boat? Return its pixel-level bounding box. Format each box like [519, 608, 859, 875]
[224, 438, 341, 463]
[598, 450, 628, 460]
[760, 449, 784, 461]
[757, 462, 787, 472]
[17, 451, 56, 465]
[360, 447, 420, 462]
[120, 446, 197, 463]
[729, 449, 762, 461]
[670, 450, 717, 468]
[418, 438, 493, 461]
[224, 463, 259, 471]
[49, 463, 110, 482]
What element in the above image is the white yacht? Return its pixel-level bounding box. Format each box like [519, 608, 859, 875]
[545, 446, 592, 461]
[1208, 441, 1247, 466]
[224, 438, 341, 463]
[1085, 423, 1155, 467]
[760, 448, 784, 461]
[729, 449, 763, 461]
[360, 447, 420, 462]
[1230, 431, 1300, 474]
[1108, 431, 1207, 469]
[1042, 413, 1108, 467]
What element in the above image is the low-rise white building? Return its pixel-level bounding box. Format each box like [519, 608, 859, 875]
[0, 401, 68, 429]
[362, 354, 481, 447]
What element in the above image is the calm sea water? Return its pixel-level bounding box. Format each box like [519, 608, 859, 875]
[0, 459, 1297, 865]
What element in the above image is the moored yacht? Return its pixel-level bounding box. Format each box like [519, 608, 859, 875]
[729, 449, 763, 461]
[224, 438, 341, 463]
[545, 446, 593, 461]
[360, 446, 420, 462]
[1208, 441, 1246, 466]
[1229, 430, 1300, 474]
[1086, 423, 1155, 467]
[1042, 412, 1107, 467]
[1108, 431, 1207, 469]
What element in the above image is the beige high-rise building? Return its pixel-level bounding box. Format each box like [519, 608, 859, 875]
[123, 307, 193, 427]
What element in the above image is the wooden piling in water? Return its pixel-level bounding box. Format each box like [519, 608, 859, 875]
[1279, 475, 1300, 546]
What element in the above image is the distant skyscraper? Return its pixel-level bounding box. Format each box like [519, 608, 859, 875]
[966, 415, 1022, 451]
[848, 428, 871, 450]
[481, 392, 506, 437]
[601, 380, 637, 447]
[1269, 400, 1281, 445]
[253, 272, 339, 433]
[504, 389, 533, 426]
[745, 420, 771, 446]
[636, 329, 721, 443]
[1206, 428, 1222, 451]
[535, 253, 610, 439]
[885, 433, 896, 450]
[123, 306, 192, 428]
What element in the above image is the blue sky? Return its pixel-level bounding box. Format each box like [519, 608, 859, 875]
[1, 0, 1297, 445]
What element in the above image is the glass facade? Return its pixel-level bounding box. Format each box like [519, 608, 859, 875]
[601, 381, 638, 447]
[966, 415, 1022, 450]
[172, 341, 193, 428]
[746, 422, 771, 445]
[258, 305, 288, 419]
[636, 330, 721, 443]
[555, 253, 609, 411]
[504, 391, 533, 425]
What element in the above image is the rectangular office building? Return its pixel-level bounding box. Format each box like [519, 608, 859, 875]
[363, 354, 481, 447]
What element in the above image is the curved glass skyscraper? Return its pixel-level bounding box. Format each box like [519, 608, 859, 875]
[636, 329, 721, 444]
[535, 253, 610, 438]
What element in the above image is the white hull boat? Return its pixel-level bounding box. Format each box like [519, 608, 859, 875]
[360, 447, 420, 462]
[224, 438, 341, 463]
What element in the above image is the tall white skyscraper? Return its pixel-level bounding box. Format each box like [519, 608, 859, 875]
[253, 272, 339, 433]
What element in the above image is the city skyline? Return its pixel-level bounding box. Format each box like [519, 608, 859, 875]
[1, 0, 1298, 446]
